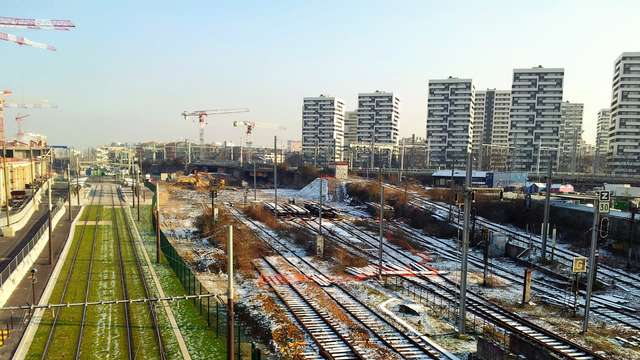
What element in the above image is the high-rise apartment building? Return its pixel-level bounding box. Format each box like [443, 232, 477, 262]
[426, 78, 474, 168]
[508, 66, 564, 172]
[594, 108, 610, 173]
[471, 90, 489, 155]
[343, 110, 358, 147]
[490, 91, 512, 149]
[559, 101, 584, 172]
[608, 52, 640, 176]
[471, 89, 511, 169]
[301, 95, 344, 165]
[352, 91, 400, 167]
[356, 91, 400, 145]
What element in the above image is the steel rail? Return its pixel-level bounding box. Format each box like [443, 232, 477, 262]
[229, 206, 454, 359]
[315, 216, 605, 360]
[116, 185, 167, 360]
[110, 185, 134, 360]
[41, 179, 101, 359]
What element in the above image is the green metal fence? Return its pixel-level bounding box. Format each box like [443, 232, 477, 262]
[146, 181, 263, 360]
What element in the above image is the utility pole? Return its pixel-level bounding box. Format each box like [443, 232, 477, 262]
[30, 268, 37, 306]
[426, 138, 431, 169]
[478, 144, 483, 171]
[156, 182, 161, 263]
[541, 151, 553, 260]
[536, 138, 542, 176]
[482, 229, 490, 286]
[273, 136, 278, 219]
[211, 188, 217, 228]
[137, 156, 141, 221]
[318, 177, 323, 235]
[458, 152, 472, 334]
[629, 205, 637, 269]
[67, 164, 71, 221]
[75, 154, 80, 207]
[571, 128, 579, 174]
[47, 158, 53, 264]
[582, 195, 600, 333]
[314, 138, 318, 168]
[370, 139, 374, 171]
[449, 166, 454, 222]
[378, 160, 384, 281]
[132, 177, 136, 209]
[2, 144, 11, 231]
[29, 143, 35, 185]
[253, 159, 257, 201]
[227, 225, 235, 360]
[399, 139, 405, 185]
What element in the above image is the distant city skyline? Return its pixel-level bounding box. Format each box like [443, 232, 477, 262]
[2, 0, 638, 148]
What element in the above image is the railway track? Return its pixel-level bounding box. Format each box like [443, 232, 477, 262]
[41, 180, 101, 359]
[116, 185, 167, 359]
[393, 193, 640, 329]
[256, 257, 362, 360]
[379, 219, 640, 331]
[39, 179, 167, 360]
[110, 186, 134, 360]
[74, 196, 103, 359]
[290, 214, 606, 360]
[401, 188, 640, 293]
[228, 206, 457, 360]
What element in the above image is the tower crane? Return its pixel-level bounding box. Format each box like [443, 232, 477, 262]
[181, 108, 249, 146]
[0, 92, 57, 143]
[0, 16, 75, 51]
[233, 120, 286, 166]
[15, 113, 29, 141]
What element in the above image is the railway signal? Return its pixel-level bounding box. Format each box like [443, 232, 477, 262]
[599, 217, 610, 239]
[572, 257, 587, 273]
[583, 190, 609, 333]
[598, 191, 611, 214]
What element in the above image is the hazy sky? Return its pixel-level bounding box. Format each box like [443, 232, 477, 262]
[2, 0, 638, 148]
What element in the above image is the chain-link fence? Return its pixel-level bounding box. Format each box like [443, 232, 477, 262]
[146, 182, 263, 360]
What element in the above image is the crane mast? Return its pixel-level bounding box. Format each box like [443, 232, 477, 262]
[233, 120, 286, 166]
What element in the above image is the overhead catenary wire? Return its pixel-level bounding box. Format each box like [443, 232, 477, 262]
[1, 293, 220, 312]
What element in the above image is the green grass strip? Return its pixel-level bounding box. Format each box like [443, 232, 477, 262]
[135, 205, 226, 360]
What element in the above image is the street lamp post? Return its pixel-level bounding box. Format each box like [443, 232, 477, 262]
[30, 268, 38, 306]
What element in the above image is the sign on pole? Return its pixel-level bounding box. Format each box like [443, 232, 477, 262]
[598, 191, 610, 214]
[572, 256, 587, 273]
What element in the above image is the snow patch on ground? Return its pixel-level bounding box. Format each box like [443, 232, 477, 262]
[297, 178, 330, 201]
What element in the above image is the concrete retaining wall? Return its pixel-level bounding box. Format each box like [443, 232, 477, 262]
[13, 205, 84, 360]
[0, 203, 66, 308]
[0, 179, 52, 234]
